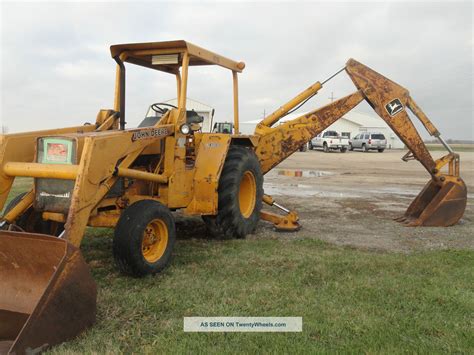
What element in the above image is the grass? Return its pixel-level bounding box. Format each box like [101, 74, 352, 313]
[50, 234, 473, 354]
[4, 179, 473, 353]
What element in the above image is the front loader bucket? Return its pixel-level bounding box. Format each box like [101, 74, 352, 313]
[0, 232, 96, 354]
[396, 178, 467, 227]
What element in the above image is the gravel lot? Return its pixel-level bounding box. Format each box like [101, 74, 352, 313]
[251, 149, 473, 252]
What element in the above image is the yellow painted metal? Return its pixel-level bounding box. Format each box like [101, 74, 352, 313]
[2, 190, 34, 223]
[260, 194, 301, 231]
[110, 40, 245, 73]
[42, 212, 66, 223]
[406, 96, 439, 136]
[239, 171, 256, 218]
[184, 134, 232, 215]
[178, 52, 189, 114]
[260, 210, 300, 231]
[257, 81, 322, 130]
[0, 124, 96, 211]
[87, 212, 120, 228]
[176, 73, 182, 103]
[62, 125, 174, 247]
[4, 162, 79, 180]
[96, 110, 119, 131]
[114, 64, 121, 112]
[141, 219, 168, 263]
[262, 194, 274, 206]
[255, 91, 364, 174]
[116, 168, 168, 184]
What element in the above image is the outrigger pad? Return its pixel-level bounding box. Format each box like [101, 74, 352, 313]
[0, 232, 96, 354]
[396, 178, 467, 227]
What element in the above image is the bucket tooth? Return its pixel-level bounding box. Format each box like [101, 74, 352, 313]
[0, 231, 96, 355]
[398, 179, 467, 227]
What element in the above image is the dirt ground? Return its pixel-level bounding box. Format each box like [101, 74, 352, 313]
[259, 149, 474, 252]
[178, 149, 473, 253]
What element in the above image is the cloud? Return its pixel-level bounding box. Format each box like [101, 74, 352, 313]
[0, 1, 472, 139]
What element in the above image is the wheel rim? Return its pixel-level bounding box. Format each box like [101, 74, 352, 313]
[239, 171, 257, 218]
[141, 218, 168, 263]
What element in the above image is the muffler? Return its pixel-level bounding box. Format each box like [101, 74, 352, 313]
[396, 178, 467, 227]
[0, 232, 96, 355]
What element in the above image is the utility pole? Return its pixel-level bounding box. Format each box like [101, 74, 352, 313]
[328, 92, 336, 102]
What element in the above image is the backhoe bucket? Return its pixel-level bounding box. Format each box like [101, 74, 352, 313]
[0, 232, 96, 354]
[396, 178, 467, 227]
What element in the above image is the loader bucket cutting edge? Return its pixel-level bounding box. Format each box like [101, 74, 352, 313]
[396, 178, 467, 227]
[0, 232, 96, 355]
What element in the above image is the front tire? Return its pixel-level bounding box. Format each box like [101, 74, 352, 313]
[308, 141, 314, 150]
[203, 146, 263, 239]
[113, 200, 176, 277]
[349, 143, 354, 151]
[378, 148, 385, 153]
[323, 143, 329, 153]
[340, 147, 347, 153]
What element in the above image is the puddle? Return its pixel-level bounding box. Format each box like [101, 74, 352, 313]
[263, 183, 362, 198]
[271, 169, 334, 178]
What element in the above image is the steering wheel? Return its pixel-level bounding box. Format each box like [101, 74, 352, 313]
[151, 102, 178, 114]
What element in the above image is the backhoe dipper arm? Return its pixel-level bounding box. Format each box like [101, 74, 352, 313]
[345, 59, 439, 174]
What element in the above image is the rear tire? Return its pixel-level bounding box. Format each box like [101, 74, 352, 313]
[323, 143, 329, 153]
[113, 200, 176, 277]
[203, 146, 263, 239]
[3, 192, 64, 236]
[363, 144, 369, 152]
[340, 147, 347, 153]
[378, 148, 385, 153]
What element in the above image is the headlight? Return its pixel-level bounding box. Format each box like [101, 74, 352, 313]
[180, 124, 191, 135]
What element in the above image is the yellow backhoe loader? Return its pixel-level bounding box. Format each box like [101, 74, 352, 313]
[0, 41, 467, 353]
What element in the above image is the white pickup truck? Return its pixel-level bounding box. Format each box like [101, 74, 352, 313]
[309, 130, 350, 153]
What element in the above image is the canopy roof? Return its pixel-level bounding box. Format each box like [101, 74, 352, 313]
[110, 40, 245, 74]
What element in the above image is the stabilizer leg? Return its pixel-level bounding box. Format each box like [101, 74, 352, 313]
[260, 194, 301, 232]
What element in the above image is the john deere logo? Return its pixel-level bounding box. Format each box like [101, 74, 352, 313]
[385, 98, 403, 116]
[131, 127, 169, 141]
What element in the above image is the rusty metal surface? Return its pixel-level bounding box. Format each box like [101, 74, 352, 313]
[254, 58, 466, 227]
[260, 210, 301, 231]
[396, 178, 467, 226]
[0, 232, 96, 354]
[255, 90, 364, 174]
[345, 59, 437, 174]
[345, 59, 466, 226]
[184, 134, 232, 215]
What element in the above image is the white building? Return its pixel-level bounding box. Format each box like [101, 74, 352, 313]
[241, 111, 405, 149]
[164, 98, 214, 132]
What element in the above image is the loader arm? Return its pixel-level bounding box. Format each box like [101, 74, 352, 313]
[254, 59, 467, 227]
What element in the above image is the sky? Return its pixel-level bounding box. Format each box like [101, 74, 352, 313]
[0, 1, 472, 140]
